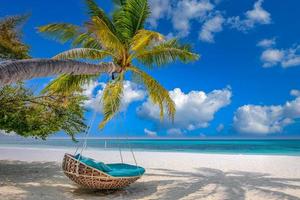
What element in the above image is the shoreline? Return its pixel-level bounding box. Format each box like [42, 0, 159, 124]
[1, 145, 300, 157]
[1, 146, 300, 175]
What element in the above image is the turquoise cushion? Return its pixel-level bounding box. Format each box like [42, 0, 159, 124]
[73, 155, 145, 177]
[74, 154, 112, 172]
[107, 163, 145, 177]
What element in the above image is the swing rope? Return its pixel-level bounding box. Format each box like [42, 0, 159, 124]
[121, 111, 138, 166]
[74, 73, 139, 175]
[75, 111, 97, 176]
[74, 110, 97, 156]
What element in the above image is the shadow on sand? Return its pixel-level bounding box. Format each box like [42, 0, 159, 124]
[0, 160, 300, 200]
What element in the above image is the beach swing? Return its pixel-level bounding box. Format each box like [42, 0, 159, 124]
[62, 111, 145, 190]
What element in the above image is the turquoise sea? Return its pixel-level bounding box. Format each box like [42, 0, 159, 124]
[1, 138, 300, 156]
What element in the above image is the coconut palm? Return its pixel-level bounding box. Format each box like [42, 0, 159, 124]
[0, 0, 199, 128]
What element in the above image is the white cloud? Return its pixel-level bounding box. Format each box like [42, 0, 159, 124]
[165, 32, 175, 40]
[245, 0, 271, 24]
[258, 39, 300, 68]
[260, 49, 284, 67]
[228, 0, 271, 31]
[84, 81, 146, 113]
[199, 15, 224, 43]
[148, 0, 272, 43]
[172, 0, 214, 37]
[148, 0, 171, 28]
[281, 46, 300, 68]
[137, 87, 232, 133]
[144, 128, 157, 137]
[216, 123, 224, 132]
[257, 38, 276, 48]
[233, 91, 300, 134]
[167, 128, 183, 136]
[290, 89, 300, 97]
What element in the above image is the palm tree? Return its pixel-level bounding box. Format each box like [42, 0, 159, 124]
[1, 0, 199, 128]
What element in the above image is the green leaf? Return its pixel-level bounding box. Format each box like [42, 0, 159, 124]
[85, 0, 117, 34]
[99, 75, 124, 129]
[131, 29, 164, 52]
[0, 14, 30, 59]
[43, 74, 99, 95]
[136, 39, 200, 67]
[113, 0, 127, 6]
[0, 84, 86, 140]
[114, 0, 150, 41]
[53, 48, 114, 60]
[86, 16, 124, 55]
[128, 66, 175, 121]
[38, 23, 79, 43]
[72, 32, 102, 49]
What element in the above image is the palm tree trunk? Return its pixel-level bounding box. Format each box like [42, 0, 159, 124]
[0, 59, 121, 86]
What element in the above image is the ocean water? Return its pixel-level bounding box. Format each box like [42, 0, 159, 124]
[1, 138, 300, 156]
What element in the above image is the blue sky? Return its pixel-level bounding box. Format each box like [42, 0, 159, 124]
[1, 0, 300, 138]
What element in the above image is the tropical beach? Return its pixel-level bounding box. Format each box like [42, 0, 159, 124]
[1, 139, 300, 199]
[1, 0, 300, 199]
[1, 146, 300, 200]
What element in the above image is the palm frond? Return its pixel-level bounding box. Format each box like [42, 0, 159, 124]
[43, 74, 99, 94]
[113, 0, 127, 6]
[85, 0, 117, 34]
[72, 32, 102, 49]
[53, 48, 114, 60]
[0, 14, 30, 59]
[0, 37, 30, 59]
[114, 0, 150, 41]
[86, 16, 124, 55]
[85, 0, 103, 16]
[131, 29, 164, 52]
[128, 66, 175, 121]
[38, 23, 79, 43]
[0, 14, 29, 30]
[135, 39, 199, 67]
[99, 74, 124, 129]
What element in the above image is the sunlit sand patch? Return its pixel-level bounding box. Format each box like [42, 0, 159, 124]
[0, 186, 28, 197]
[23, 182, 40, 186]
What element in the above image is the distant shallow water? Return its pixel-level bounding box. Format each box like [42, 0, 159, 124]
[1, 138, 300, 156]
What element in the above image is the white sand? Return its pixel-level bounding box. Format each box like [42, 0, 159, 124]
[0, 147, 300, 200]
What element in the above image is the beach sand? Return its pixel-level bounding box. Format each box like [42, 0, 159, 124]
[0, 147, 300, 200]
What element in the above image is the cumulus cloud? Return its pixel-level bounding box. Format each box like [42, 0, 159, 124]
[167, 128, 183, 136]
[148, 0, 171, 28]
[260, 49, 284, 67]
[172, 0, 214, 37]
[228, 0, 271, 31]
[148, 0, 272, 43]
[245, 0, 270, 24]
[257, 38, 276, 48]
[233, 91, 300, 134]
[199, 15, 224, 43]
[281, 46, 300, 68]
[290, 89, 300, 97]
[137, 87, 232, 133]
[144, 128, 157, 137]
[258, 39, 300, 68]
[149, 0, 216, 39]
[84, 81, 146, 113]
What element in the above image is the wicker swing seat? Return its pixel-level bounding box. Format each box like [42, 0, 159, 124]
[62, 154, 144, 190]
